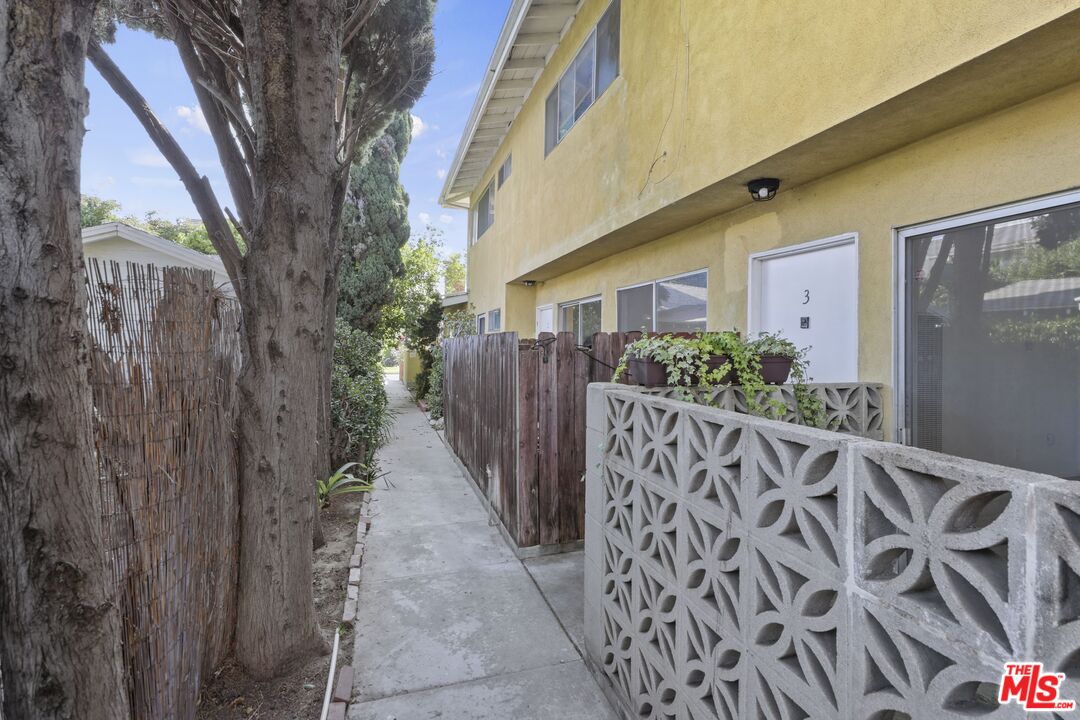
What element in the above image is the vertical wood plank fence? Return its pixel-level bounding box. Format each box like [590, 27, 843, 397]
[86, 261, 240, 719]
[443, 331, 636, 550]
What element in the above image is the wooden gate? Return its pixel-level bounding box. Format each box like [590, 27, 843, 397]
[442, 331, 638, 550]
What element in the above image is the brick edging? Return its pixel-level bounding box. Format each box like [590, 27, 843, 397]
[328, 491, 373, 719]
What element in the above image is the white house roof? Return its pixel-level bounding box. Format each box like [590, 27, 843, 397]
[442, 291, 469, 309]
[983, 277, 1080, 313]
[439, 0, 581, 208]
[82, 222, 229, 277]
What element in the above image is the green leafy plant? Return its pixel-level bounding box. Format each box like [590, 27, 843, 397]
[748, 331, 824, 427]
[317, 462, 375, 507]
[612, 330, 825, 427]
[331, 320, 395, 468]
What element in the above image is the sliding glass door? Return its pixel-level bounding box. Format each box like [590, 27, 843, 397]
[902, 197, 1080, 479]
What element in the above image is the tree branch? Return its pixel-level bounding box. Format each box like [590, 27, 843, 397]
[169, 15, 257, 232]
[88, 39, 246, 294]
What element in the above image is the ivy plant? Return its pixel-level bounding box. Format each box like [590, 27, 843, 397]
[748, 331, 825, 427]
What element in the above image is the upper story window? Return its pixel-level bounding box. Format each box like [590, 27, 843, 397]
[476, 180, 495, 239]
[544, 0, 620, 155]
[498, 154, 512, 187]
[617, 270, 708, 333]
[488, 308, 502, 332]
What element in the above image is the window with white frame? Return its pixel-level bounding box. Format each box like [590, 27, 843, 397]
[559, 296, 602, 346]
[488, 308, 501, 332]
[476, 312, 486, 334]
[498, 154, 512, 187]
[544, 0, 620, 155]
[617, 270, 708, 332]
[900, 194, 1080, 479]
[476, 181, 495, 238]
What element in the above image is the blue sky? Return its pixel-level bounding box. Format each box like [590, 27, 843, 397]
[82, 1, 511, 256]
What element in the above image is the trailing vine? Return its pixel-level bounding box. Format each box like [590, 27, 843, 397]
[613, 330, 825, 427]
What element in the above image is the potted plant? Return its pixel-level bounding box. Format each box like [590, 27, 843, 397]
[613, 334, 716, 389]
[748, 331, 825, 427]
[748, 331, 802, 384]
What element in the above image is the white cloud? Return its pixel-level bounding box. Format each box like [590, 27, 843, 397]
[435, 147, 448, 160]
[439, 214, 454, 225]
[411, 114, 427, 138]
[129, 149, 169, 168]
[130, 176, 183, 188]
[176, 105, 210, 134]
[436, 168, 447, 180]
[418, 212, 431, 225]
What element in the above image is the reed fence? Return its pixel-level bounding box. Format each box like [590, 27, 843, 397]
[86, 260, 241, 719]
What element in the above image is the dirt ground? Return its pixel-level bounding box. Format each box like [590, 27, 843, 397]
[195, 492, 364, 719]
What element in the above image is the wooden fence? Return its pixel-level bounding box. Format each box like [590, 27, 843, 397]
[443, 331, 637, 549]
[86, 261, 241, 719]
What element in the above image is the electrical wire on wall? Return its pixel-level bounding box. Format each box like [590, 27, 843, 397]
[638, 0, 691, 198]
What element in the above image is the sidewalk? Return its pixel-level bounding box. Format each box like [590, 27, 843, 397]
[347, 379, 616, 719]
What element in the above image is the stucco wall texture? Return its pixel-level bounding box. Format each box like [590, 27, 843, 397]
[458, 1, 1080, 437]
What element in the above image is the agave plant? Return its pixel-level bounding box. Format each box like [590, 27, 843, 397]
[317, 462, 375, 508]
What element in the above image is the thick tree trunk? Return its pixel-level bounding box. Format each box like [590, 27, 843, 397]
[232, 0, 344, 676]
[0, 2, 130, 717]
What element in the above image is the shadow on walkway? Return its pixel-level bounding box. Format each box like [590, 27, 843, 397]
[348, 379, 616, 719]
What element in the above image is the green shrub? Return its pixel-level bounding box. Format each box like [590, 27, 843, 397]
[331, 319, 393, 467]
[425, 344, 444, 420]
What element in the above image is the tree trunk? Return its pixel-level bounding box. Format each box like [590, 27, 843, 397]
[232, 0, 344, 676]
[0, 2, 131, 717]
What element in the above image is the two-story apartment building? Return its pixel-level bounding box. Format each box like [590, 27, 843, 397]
[440, 0, 1080, 480]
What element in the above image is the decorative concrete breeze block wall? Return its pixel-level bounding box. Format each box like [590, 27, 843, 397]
[583, 383, 1080, 720]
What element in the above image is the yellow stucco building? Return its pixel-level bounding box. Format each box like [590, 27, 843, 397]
[441, 1, 1080, 479]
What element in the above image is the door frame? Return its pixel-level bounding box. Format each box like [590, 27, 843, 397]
[747, 232, 859, 370]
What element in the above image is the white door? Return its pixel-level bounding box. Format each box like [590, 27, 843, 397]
[749, 235, 858, 383]
[535, 304, 554, 335]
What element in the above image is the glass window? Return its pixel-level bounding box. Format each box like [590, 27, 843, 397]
[544, 90, 558, 156]
[904, 201, 1080, 479]
[476, 182, 495, 238]
[560, 297, 601, 346]
[573, 35, 595, 121]
[498, 154, 512, 187]
[488, 308, 501, 331]
[560, 303, 578, 338]
[543, 0, 619, 152]
[477, 313, 486, 334]
[557, 69, 575, 141]
[596, 0, 620, 95]
[656, 271, 707, 332]
[617, 284, 653, 332]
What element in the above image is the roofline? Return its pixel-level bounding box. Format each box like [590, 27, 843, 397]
[439, 0, 538, 209]
[81, 222, 229, 275]
[442, 291, 469, 308]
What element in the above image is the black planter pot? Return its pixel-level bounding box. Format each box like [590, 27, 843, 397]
[703, 354, 737, 385]
[627, 357, 669, 387]
[760, 355, 793, 385]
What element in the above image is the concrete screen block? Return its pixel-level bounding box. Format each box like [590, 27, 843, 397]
[584, 384, 1077, 720]
[852, 441, 1036, 662]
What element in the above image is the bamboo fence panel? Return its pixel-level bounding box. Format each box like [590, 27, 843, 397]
[85, 260, 240, 720]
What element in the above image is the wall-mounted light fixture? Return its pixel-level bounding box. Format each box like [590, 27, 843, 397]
[522, 280, 537, 287]
[748, 178, 781, 202]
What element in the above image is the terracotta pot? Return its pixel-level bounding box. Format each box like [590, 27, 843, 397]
[627, 357, 669, 387]
[760, 355, 793, 384]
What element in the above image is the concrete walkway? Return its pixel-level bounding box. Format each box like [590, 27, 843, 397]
[348, 379, 616, 719]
